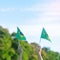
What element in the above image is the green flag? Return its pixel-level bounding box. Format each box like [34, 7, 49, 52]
[16, 27, 26, 40]
[41, 28, 51, 41]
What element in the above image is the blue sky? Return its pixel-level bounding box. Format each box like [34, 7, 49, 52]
[0, 0, 60, 52]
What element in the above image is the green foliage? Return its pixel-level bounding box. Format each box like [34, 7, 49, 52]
[20, 41, 39, 60]
[42, 47, 60, 60]
[0, 26, 60, 60]
[0, 26, 18, 60]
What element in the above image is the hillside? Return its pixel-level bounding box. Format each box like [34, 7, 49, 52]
[0, 26, 60, 60]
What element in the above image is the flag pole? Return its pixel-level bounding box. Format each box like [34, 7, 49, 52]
[18, 40, 23, 60]
[40, 37, 41, 43]
[38, 37, 43, 60]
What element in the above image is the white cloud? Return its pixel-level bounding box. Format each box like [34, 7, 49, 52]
[19, 1, 60, 12]
[0, 8, 16, 12]
[18, 1, 60, 25]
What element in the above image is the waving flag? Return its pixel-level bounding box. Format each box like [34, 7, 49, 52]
[16, 27, 26, 40]
[41, 28, 51, 41]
